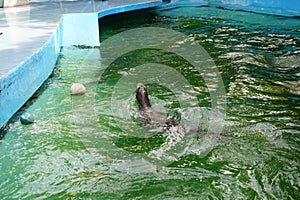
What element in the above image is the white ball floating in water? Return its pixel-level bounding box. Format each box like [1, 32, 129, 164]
[70, 83, 86, 95]
[20, 112, 34, 125]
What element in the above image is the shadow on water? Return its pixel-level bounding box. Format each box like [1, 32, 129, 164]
[0, 126, 8, 140]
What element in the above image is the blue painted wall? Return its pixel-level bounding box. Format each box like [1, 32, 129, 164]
[61, 1, 163, 47]
[209, 0, 300, 16]
[166, 0, 300, 16]
[160, 0, 208, 9]
[0, 20, 63, 128]
[62, 13, 100, 47]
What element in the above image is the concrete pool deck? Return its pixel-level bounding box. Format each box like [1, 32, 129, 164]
[0, 0, 162, 128]
[0, 0, 162, 77]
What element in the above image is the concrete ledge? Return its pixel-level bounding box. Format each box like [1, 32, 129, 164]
[1, 0, 29, 8]
[98, 0, 168, 18]
[0, 19, 63, 128]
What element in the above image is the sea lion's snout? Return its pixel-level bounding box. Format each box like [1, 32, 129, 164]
[136, 83, 145, 89]
[136, 83, 146, 95]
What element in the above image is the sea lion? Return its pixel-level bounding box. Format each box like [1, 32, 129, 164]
[135, 83, 205, 134]
[136, 83, 169, 125]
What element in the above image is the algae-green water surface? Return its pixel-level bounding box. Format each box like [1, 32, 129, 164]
[0, 7, 299, 199]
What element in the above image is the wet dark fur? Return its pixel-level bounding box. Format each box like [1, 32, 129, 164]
[136, 83, 169, 125]
[136, 83, 152, 112]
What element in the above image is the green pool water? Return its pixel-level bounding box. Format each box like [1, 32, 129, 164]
[1, 7, 299, 199]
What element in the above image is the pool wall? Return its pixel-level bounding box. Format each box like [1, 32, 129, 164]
[160, 0, 208, 9]
[62, 13, 100, 47]
[209, 0, 300, 17]
[0, 19, 63, 129]
[163, 0, 300, 16]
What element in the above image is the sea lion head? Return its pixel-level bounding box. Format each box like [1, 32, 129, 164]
[136, 83, 152, 111]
